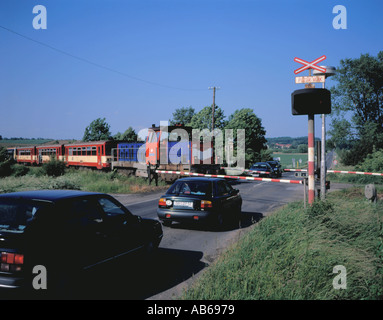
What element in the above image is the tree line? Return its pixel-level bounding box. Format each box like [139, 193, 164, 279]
[328, 51, 383, 172]
[82, 107, 270, 168]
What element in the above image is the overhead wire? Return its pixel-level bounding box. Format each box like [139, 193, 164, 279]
[0, 25, 206, 92]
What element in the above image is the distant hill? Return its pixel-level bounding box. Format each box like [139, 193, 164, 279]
[266, 136, 320, 149]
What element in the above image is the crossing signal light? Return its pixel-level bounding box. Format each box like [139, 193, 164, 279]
[291, 88, 331, 115]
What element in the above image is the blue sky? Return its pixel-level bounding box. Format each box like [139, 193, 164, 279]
[1, 0, 382, 140]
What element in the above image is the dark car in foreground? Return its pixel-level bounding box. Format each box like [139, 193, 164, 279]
[0, 190, 163, 296]
[157, 177, 242, 229]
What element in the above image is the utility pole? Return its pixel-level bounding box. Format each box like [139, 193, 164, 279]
[313, 66, 336, 200]
[209, 86, 220, 131]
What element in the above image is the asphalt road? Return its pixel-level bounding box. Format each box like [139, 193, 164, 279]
[70, 172, 350, 300]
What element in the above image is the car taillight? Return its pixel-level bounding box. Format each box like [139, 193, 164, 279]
[201, 200, 212, 209]
[0, 252, 24, 273]
[159, 198, 167, 207]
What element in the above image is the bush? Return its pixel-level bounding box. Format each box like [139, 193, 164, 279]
[0, 161, 12, 177]
[42, 158, 66, 177]
[11, 164, 29, 177]
[357, 149, 383, 173]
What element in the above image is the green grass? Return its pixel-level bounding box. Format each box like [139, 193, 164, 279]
[183, 188, 383, 300]
[273, 152, 308, 169]
[0, 167, 167, 194]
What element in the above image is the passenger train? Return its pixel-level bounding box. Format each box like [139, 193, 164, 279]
[7, 124, 221, 181]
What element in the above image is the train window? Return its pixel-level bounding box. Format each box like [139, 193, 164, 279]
[148, 131, 159, 143]
[160, 132, 168, 142]
[92, 147, 97, 156]
[87, 147, 91, 156]
[82, 147, 86, 155]
[69, 148, 73, 156]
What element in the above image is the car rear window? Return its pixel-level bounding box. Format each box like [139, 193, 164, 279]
[166, 180, 212, 196]
[0, 200, 45, 233]
[252, 164, 268, 169]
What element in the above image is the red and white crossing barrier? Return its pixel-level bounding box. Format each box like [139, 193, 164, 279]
[328, 170, 383, 176]
[156, 170, 303, 184]
[284, 168, 383, 176]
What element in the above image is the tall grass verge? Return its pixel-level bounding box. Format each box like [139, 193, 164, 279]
[183, 188, 383, 300]
[0, 168, 167, 194]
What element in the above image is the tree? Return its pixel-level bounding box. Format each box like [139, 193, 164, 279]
[189, 105, 226, 131]
[297, 144, 308, 153]
[225, 108, 267, 167]
[0, 146, 12, 177]
[357, 148, 383, 173]
[340, 121, 383, 165]
[327, 118, 354, 150]
[83, 118, 112, 142]
[169, 106, 195, 126]
[114, 127, 138, 142]
[330, 52, 383, 165]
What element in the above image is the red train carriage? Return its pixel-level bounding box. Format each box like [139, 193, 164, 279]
[13, 146, 37, 165]
[36, 144, 65, 164]
[64, 141, 117, 170]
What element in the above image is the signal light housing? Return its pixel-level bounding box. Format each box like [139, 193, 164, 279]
[291, 88, 331, 115]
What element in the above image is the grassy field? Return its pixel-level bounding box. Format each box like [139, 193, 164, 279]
[183, 187, 383, 300]
[273, 152, 308, 169]
[0, 167, 168, 194]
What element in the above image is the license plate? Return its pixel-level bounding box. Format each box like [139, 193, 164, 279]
[174, 201, 194, 208]
[253, 174, 259, 177]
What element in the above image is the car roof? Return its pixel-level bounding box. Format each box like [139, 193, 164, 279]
[0, 190, 103, 203]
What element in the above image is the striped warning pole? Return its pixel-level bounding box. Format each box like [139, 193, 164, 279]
[308, 114, 315, 204]
[156, 170, 303, 184]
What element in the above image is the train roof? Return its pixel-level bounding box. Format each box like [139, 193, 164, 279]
[36, 144, 64, 148]
[64, 140, 115, 147]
